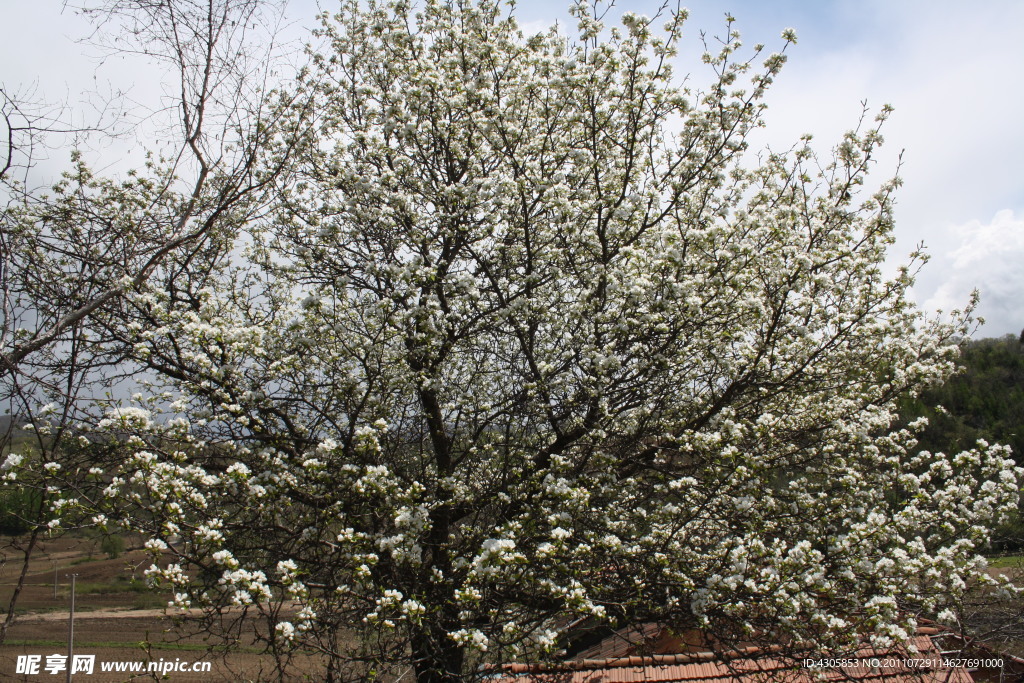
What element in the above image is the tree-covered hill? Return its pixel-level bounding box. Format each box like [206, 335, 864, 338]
[900, 333, 1024, 551]
[902, 333, 1024, 462]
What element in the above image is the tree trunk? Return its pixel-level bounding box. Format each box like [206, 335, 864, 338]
[411, 623, 466, 683]
[0, 528, 40, 644]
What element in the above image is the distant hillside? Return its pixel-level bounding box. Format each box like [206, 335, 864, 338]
[899, 332, 1024, 552]
[900, 333, 1024, 463]
[0, 414, 36, 459]
[0, 414, 27, 434]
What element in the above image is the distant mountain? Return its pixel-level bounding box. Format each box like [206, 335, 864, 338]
[0, 414, 27, 434]
[898, 332, 1024, 552]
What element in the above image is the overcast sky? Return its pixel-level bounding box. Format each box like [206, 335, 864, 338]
[2, 0, 1022, 336]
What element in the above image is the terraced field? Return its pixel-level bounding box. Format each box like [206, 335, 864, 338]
[0, 536, 328, 681]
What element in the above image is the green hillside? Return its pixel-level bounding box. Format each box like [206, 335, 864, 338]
[899, 333, 1024, 551]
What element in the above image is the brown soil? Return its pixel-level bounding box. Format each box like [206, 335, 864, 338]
[0, 645, 327, 683]
[1, 536, 152, 608]
[0, 536, 328, 681]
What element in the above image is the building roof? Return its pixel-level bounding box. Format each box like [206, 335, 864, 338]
[488, 631, 976, 683]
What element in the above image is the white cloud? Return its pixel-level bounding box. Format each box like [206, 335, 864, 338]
[921, 210, 1024, 335]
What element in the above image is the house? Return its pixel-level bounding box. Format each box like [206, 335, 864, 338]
[486, 621, 1024, 682]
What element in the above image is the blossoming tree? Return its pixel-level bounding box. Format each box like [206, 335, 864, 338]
[11, 0, 1022, 681]
[0, 0, 307, 644]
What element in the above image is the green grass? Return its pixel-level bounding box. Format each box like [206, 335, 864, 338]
[130, 593, 169, 610]
[4, 639, 268, 654]
[11, 605, 66, 616]
[76, 580, 150, 595]
[986, 554, 1024, 568]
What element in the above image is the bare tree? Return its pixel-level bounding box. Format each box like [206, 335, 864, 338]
[0, 0, 311, 643]
[2, 0, 304, 377]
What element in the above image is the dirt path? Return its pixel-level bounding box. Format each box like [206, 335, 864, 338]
[11, 606, 178, 622]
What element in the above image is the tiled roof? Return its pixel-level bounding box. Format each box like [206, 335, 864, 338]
[570, 623, 666, 661]
[488, 635, 975, 683]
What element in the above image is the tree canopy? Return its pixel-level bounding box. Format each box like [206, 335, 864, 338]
[3, 1, 1021, 681]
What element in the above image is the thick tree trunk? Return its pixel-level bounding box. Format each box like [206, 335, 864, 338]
[411, 619, 466, 683]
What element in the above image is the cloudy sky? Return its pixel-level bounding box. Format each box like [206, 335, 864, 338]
[3, 0, 1022, 335]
